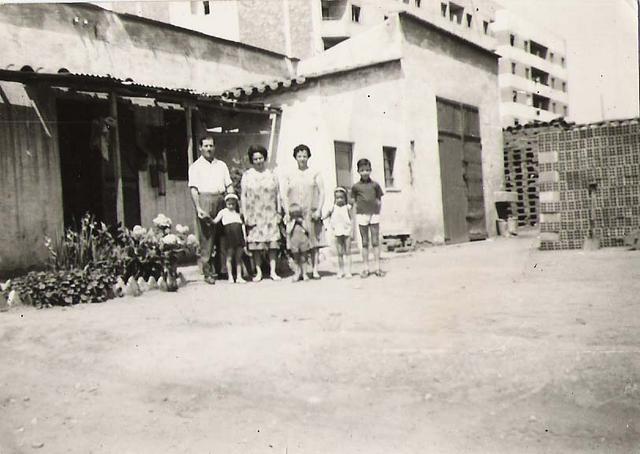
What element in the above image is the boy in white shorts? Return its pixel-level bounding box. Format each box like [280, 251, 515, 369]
[351, 158, 384, 278]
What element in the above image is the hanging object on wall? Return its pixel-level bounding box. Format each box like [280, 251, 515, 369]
[144, 125, 168, 197]
[90, 116, 116, 161]
[157, 149, 167, 196]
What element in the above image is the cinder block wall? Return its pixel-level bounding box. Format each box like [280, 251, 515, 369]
[538, 119, 640, 250]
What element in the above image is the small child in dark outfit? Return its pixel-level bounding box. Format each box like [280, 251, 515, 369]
[212, 193, 248, 283]
[286, 203, 311, 282]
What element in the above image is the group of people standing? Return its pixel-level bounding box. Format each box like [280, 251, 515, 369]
[188, 134, 385, 284]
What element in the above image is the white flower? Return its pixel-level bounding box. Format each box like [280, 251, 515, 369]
[152, 214, 172, 229]
[186, 234, 198, 247]
[132, 225, 147, 239]
[161, 234, 180, 246]
[176, 224, 189, 235]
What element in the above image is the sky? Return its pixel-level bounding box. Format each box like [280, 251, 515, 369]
[497, 0, 639, 124]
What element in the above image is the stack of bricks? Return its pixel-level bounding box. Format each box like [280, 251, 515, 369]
[503, 128, 540, 226]
[503, 122, 574, 226]
[538, 118, 640, 250]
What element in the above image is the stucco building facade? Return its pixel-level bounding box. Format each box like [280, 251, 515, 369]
[228, 13, 503, 245]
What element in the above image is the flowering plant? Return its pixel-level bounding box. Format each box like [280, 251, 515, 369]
[152, 213, 172, 231]
[13, 213, 200, 308]
[120, 215, 197, 281]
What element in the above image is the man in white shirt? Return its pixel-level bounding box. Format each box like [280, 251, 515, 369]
[189, 135, 234, 284]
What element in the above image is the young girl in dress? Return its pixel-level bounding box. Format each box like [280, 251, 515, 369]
[286, 203, 311, 282]
[326, 187, 353, 278]
[212, 193, 248, 284]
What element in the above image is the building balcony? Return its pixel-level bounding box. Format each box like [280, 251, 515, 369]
[496, 44, 568, 80]
[500, 102, 561, 127]
[499, 74, 569, 104]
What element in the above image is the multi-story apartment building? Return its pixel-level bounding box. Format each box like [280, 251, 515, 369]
[319, 0, 497, 51]
[492, 9, 569, 127]
[100, 0, 498, 59]
[100, 1, 569, 128]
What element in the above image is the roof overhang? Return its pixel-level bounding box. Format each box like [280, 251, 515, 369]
[0, 69, 281, 114]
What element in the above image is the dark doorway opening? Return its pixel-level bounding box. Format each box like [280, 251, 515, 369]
[56, 98, 115, 228]
[116, 102, 142, 228]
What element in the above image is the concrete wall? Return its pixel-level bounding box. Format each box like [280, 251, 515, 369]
[400, 14, 503, 238]
[0, 83, 64, 277]
[0, 3, 293, 92]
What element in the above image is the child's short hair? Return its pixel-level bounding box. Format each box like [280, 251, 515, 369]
[356, 158, 372, 170]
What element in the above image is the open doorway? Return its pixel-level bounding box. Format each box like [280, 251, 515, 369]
[56, 97, 116, 228]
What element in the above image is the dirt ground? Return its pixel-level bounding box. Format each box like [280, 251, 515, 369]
[1, 231, 639, 453]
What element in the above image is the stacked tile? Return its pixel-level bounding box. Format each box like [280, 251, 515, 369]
[539, 119, 640, 250]
[503, 128, 541, 226]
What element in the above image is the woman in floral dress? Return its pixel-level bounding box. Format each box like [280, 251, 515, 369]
[240, 145, 282, 281]
[281, 143, 325, 279]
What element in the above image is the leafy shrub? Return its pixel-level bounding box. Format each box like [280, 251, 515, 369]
[11, 267, 117, 308]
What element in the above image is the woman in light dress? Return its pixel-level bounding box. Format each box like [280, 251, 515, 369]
[281, 144, 325, 279]
[240, 145, 282, 281]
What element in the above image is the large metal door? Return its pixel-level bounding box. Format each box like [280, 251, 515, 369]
[439, 134, 469, 243]
[437, 98, 487, 243]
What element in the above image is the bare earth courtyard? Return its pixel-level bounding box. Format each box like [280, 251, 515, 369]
[1, 233, 639, 453]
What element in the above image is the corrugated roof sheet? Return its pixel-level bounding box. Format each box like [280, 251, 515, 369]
[0, 69, 280, 113]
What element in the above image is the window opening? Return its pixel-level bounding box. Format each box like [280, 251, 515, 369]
[449, 2, 464, 24]
[383, 147, 397, 188]
[532, 94, 550, 111]
[351, 4, 361, 22]
[531, 67, 549, 85]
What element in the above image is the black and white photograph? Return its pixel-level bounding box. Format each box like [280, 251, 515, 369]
[0, 0, 639, 452]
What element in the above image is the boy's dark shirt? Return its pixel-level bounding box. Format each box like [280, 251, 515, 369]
[351, 179, 383, 215]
